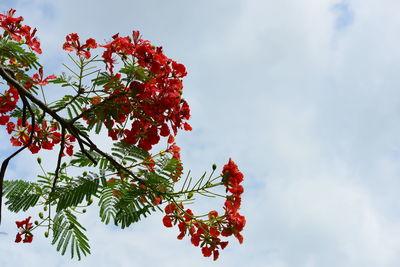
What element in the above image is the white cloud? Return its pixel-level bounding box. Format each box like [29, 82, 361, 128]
[3, 0, 400, 266]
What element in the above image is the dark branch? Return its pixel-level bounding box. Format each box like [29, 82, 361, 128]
[0, 64, 144, 193]
[51, 126, 66, 195]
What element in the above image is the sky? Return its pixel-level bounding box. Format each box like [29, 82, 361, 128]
[1, 0, 400, 266]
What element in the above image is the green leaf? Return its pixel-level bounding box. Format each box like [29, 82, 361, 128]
[98, 181, 155, 228]
[0, 39, 41, 68]
[55, 176, 100, 212]
[52, 209, 90, 260]
[3, 180, 41, 212]
[98, 186, 118, 225]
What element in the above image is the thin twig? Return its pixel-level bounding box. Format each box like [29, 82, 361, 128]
[51, 127, 66, 195]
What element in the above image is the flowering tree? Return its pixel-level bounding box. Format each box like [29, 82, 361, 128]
[0, 9, 246, 261]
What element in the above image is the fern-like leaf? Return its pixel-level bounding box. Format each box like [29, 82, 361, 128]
[55, 176, 100, 212]
[52, 209, 90, 260]
[3, 180, 41, 212]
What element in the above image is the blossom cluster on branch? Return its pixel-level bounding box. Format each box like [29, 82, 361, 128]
[0, 8, 246, 261]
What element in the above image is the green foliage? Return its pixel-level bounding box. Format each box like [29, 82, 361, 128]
[49, 94, 87, 119]
[111, 142, 150, 164]
[0, 39, 41, 68]
[70, 150, 115, 170]
[3, 180, 41, 212]
[92, 71, 114, 87]
[50, 72, 78, 88]
[154, 157, 182, 182]
[98, 181, 155, 228]
[9, 104, 44, 120]
[119, 63, 150, 83]
[98, 186, 118, 225]
[52, 209, 90, 260]
[71, 142, 150, 171]
[55, 175, 100, 212]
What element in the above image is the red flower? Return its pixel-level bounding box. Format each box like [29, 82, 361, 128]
[0, 115, 9, 125]
[167, 143, 181, 160]
[18, 25, 42, 54]
[164, 203, 176, 214]
[32, 67, 57, 86]
[201, 247, 212, 257]
[162, 216, 173, 228]
[172, 61, 187, 78]
[64, 134, 76, 156]
[0, 9, 24, 42]
[62, 33, 98, 59]
[0, 9, 42, 53]
[0, 86, 19, 114]
[222, 158, 244, 188]
[15, 216, 33, 243]
[213, 250, 220, 261]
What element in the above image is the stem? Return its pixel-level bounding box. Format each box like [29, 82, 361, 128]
[40, 85, 47, 105]
[51, 127, 66, 195]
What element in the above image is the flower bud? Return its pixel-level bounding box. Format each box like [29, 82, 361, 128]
[39, 212, 44, 219]
[37, 157, 42, 164]
[34, 220, 39, 225]
[212, 164, 217, 170]
[43, 206, 48, 211]
[44, 232, 49, 238]
[187, 192, 194, 199]
[82, 209, 87, 213]
[82, 171, 88, 176]
[88, 198, 93, 205]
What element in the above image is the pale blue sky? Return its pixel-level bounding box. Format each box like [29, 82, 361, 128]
[2, 1, 400, 267]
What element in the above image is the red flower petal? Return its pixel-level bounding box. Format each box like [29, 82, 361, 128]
[162, 215, 173, 227]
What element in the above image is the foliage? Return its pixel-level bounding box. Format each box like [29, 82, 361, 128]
[0, 8, 246, 261]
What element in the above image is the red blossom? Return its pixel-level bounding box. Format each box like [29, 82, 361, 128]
[15, 216, 33, 243]
[0, 115, 9, 125]
[32, 67, 57, 86]
[201, 247, 212, 257]
[162, 216, 173, 228]
[76, 31, 192, 151]
[165, 203, 176, 214]
[63, 33, 98, 59]
[0, 9, 42, 53]
[0, 86, 19, 114]
[5, 118, 75, 155]
[160, 159, 245, 260]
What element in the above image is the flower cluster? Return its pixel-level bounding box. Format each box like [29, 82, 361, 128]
[15, 216, 33, 243]
[5, 117, 75, 154]
[1, 9, 247, 262]
[0, 66, 56, 126]
[62, 32, 191, 151]
[0, 86, 19, 125]
[0, 54, 70, 153]
[221, 159, 246, 244]
[0, 8, 41, 53]
[162, 159, 246, 260]
[163, 203, 228, 261]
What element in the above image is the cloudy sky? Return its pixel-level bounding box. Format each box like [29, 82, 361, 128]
[2, 0, 400, 266]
